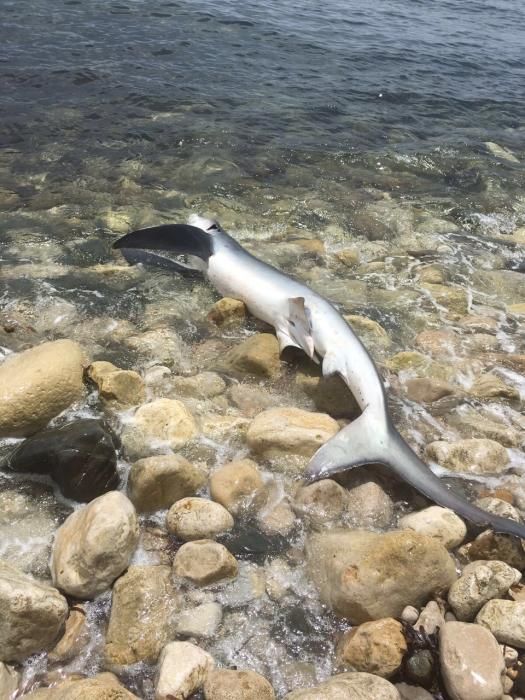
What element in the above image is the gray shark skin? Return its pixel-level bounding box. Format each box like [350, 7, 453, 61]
[114, 215, 525, 539]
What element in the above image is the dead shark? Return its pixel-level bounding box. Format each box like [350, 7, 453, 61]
[114, 214, 525, 539]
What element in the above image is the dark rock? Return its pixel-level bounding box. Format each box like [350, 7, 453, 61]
[405, 650, 435, 688]
[6, 419, 120, 502]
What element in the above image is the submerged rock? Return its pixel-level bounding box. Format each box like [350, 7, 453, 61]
[6, 419, 120, 502]
[209, 459, 268, 515]
[0, 561, 68, 663]
[293, 479, 347, 529]
[51, 491, 139, 598]
[48, 605, 90, 664]
[425, 438, 509, 475]
[336, 617, 407, 678]
[207, 297, 247, 326]
[20, 673, 139, 699]
[0, 339, 84, 437]
[284, 672, 401, 699]
[307, 529, 457, 622]
[155, 641, 215, 700]
[176, 602, 223, 639]
[221, 333, 281, 378]
[203, 669, 275, 700]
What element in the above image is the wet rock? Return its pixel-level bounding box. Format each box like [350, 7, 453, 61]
[415, 329, 460, 357]
[284, 672, 401, 699]
[88, 362, 145, 406]
[293, 479, 347, 529]
[476, 600, 525, 648]
[386, 351, 430, 373]
[439, 621, 505, 700]
[176, 602, 223, 639]
[398, 506, 466, 549]
[0, 561, 68, 662]
[257, 499, 296, 537]
[48, 605, 89, 664]
[207, 297, 247, 326]
[200, 413, 250, 442]
[0, 662, 19, 698]
[448, 560, 520, 621]
[415, 600, 445, 635]
[395, 683, 433, 700]
[418, 265, 445, 284]
[335, 248, 360, 268]
[104, 565, 179, 666]
[21, 673, 139, 699]
[0, 339, 84, 437]
[167, 498, 234, 541]
[247, 407, 339, 463]
[155, 641, 214, 700]
[307, 529, 456, 622]
[425, 438, 509, 475]
[121, 398, 199, 460]
[51, 491, 139, 599]
[171, 372, 226, 399]
[343, 314, 391, 348]
[221, 333, 281, 378]
[128, 454, 206, 513]
[463, 529, 525, 570]
[421, 283, 468, 315]
[470, 373, 520, 402]
[209, 459, 267, 515]
[125, 327, 191, 372]
[204, 669, 275, 700]
[404, 378, 455, 404]
[336, 617, 407, 678]
[6, 419, 120, 502]
[345, 481, 394, 529]
[295, 370, 360, 419]
[405, 650, 434, 688]
[227, 383, 279, 417]
[446, 408, 522, 448]
[173, 540, 238, 586]
[475, 497, 522, 522]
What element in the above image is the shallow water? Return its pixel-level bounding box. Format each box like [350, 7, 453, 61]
[1, 0, 525, 698]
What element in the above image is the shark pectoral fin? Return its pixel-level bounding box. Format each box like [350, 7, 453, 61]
[304, 408, 387, 483]
[288, 297, 315, 359]
[276, 326, 302, 353]
[119, 248, 204, 276]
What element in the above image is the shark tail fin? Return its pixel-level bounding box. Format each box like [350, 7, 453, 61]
[305, 408, 525, 539]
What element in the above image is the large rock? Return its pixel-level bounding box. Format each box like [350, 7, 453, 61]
[284, 672, 400, 699]
[439, 621, 505, 700]
[221, 333, 280, 378]
[476, 600, 525, 648]
[128, 454, 206, 513]
[204, 669, 275, 699]
[425, 438, 509, 475]
[247, 407, 339, 462]
[307, 529, 457, 622]
[209, 459, 267, 515]
[398, 507, 466, 550]
[0, 340, 84, 437]
[470, 372, 520, 402]
[51, 491, 139, 598]
[336, 618, 407, 678]
[345, 481, 394, 529]
[448, 560, 520, 621]
[0, 561, 68, 662]
[173, 540, 238, 586]
[104, 565, 179, 666]
[121, 398, 199, 460]
[6, 419, 119, 502]
[166, 498, 234, 541]
[20, 673, 139, 699]
[155, 641, 215, 700]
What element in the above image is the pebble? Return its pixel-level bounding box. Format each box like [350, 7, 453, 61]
[155, 641, 214, 700]
[425, 438, 509, 475]
[401, 606, 419, 625]
[209, 459, 268, 515]
[88, 361, 145, 405]
[414, 600, 445, 635]
[166, 498, 234, 541]
[476, 600, 525, 648]
[395, 683, 434, 700]
[336, 617, 407, 678]
[128, 454, 207, 513]
[405, 650, 434, 688]
[448, 560, 520, 621]
[398, 506, 466, 549]
[207, 297, 246, 326]
[51, 491, 139, 599]
[173, 540, 238, 585]
[203, 669, 275, 700]
[439, 621, 505, 700]
[176, 602, 223, 639]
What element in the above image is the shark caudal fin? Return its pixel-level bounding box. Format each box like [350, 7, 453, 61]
[113, 223, 215, 273]
[305, 409, 525, 539]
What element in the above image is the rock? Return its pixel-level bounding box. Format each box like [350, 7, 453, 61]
[293, 479, 347, 529]
[284, 672, 401, 700]
[0, 662, 19, 699]
[155, 641, 215, 700]
[209, 459, 267, 515]
[475, 497, 522, 522]
[247, 407, 339, 463]
[395, 683, 434, 700]
[222, 333, 281, 378]
[401, 606, 419, 625]
[48, 605, 89, 664]
[335, 249, 360, 268]
[405, 650, 434, 688]
[204, 669, 275, 700]
[257, 499, 296, 537]
[463, 529, 525, 570]
[425, 438, 509, 475]
[421, 283, 468, 315]
[0, 561, 68, 662]
[173, 540, 238, 586]
[207, 298, 247, 326]
[227, 384, 279, 417]
[446, 409, 522, 448]
[336, 617, 407, 678]
[200, 414, 250, 442]
[21, 673, 139, 699]
[121, 399, 199, 460]
[307, 529, 457, 622]
[476, 600, 525, 648]
[343, 315, 391, 347]
[404, 378, 455, 404]
[398, 506, 466, 549]
[295, 370, 360, 419]
[448, 560, 520, 621]
[415, 329, 460, 357]
[104, 565, 179, 666]
[415, 600, 445, 635]
[470, 373, 520, 402]
[51, 491, 139, 598]
[126, 328, 190, 372]
[89, 364, 145, 406]
[508, 302, 525, 315]
[6, 419, 120, 502]
[439, 621, 505, 700]
[176, 602, 223, 639]
[171, 372, 226, 398]
[386, 351, 430, 373]
[418, 265, 445, 285]
[345, 481, 394, 529]
[0, 340, 84, 437]
[128, 454, 206, 513]
[167, 498, 234, 541]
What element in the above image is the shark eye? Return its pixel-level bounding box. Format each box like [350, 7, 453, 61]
[207, 223, 218, 231]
